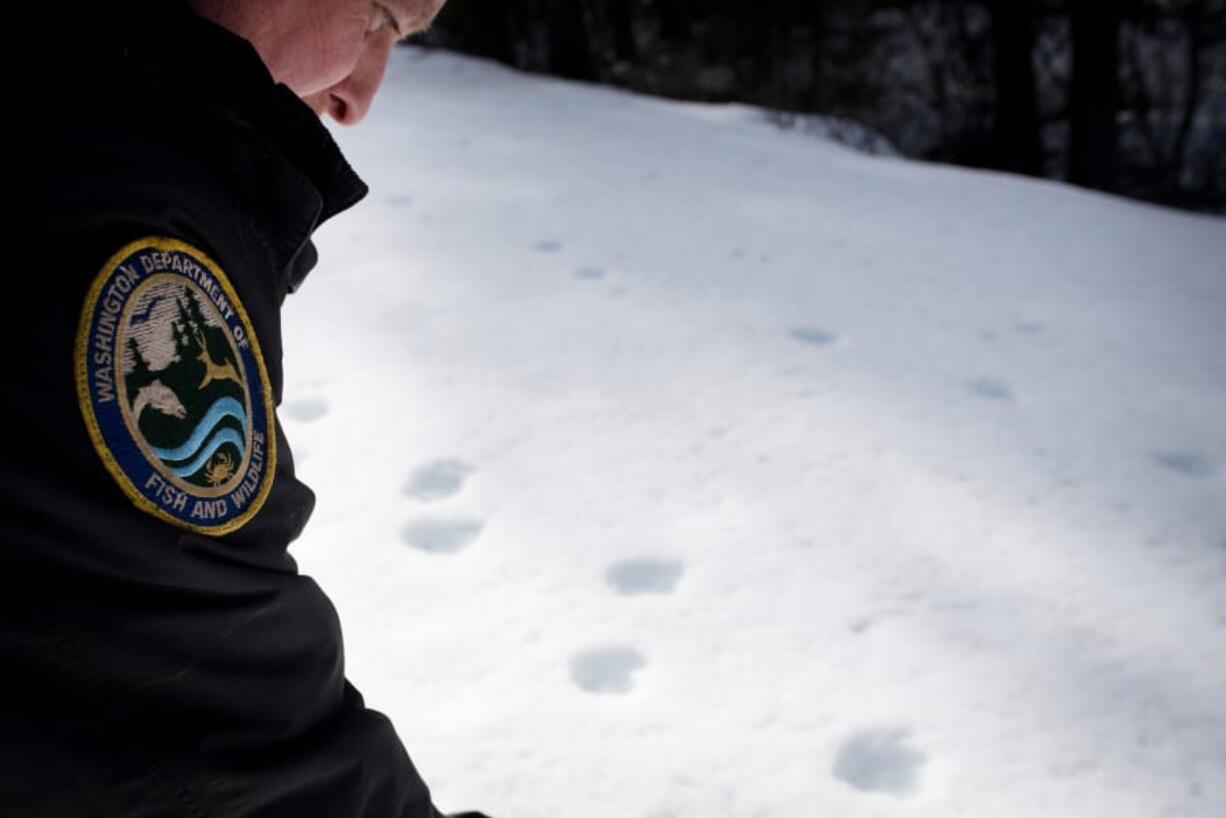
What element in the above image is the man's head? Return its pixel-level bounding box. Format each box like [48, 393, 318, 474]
[190, 0, 447, 125]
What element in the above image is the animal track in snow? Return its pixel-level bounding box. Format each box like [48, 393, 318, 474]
[849, 616, 879, 635]
[401, 517, 484, 554]
[570, 647, 647, 695]
[1154, 451, 1214, 478]
[832, 728, 927, 797]
[789, 327, 840, 348]
[283, 398, 329, 422]
[574, 267, 607, 281]
[606, 559, 684, 595]
[405, 459, 474, 501]
[534, 240, 563, 253]
[967, 376, 1015, 402]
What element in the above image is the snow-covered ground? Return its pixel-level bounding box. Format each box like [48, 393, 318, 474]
[282, 48, 1226, 818]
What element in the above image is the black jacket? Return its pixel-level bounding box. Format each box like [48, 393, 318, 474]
[1, 3, 440, 816]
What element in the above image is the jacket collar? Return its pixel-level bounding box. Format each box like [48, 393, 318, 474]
[14, 1, 370, 291]
[112, 1, 371, 228]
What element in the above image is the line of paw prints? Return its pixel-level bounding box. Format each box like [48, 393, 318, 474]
[786, 322, 1217, 482]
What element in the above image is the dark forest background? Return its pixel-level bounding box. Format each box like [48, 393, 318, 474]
[420, 0, 1226, 213]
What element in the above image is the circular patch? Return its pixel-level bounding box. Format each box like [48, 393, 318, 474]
[75, 237, 276, 535]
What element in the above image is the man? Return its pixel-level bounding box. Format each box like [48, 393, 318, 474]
[0, 1, 487, 816]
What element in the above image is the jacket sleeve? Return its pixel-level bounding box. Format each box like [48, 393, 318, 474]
[0, 186, 439, 817]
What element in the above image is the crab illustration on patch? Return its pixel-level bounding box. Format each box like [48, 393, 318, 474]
[75, 237, 276, 535]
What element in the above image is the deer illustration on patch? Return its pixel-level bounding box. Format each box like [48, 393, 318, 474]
[76, 238, 277, 535]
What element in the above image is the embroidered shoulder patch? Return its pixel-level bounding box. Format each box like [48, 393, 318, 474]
[75, 237, 277, 535]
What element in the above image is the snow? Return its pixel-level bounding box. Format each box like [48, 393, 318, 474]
[282, 47, 1226, 818]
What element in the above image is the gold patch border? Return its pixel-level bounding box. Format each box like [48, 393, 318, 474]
[74, 236, 278, 537]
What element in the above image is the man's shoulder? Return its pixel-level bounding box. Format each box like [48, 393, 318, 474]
[5, 103, 274, 304]
[19, 93, 239, 220]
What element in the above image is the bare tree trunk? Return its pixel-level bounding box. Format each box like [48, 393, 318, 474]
[608, 0, 637, 64]
[989, 0, 1042, 175]
[1169, 2, 1206, 199]
[1068, 0, 1121, 191]
[547, 0, 596, 80]
[657, 0, 690, 41]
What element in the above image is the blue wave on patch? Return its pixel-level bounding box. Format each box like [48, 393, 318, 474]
[150, 396, 247, 463]
[160, 428, 245, 479]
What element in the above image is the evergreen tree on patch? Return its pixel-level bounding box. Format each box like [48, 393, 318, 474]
[184, 287, 208, 338]
[171, 320, 187, 358]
